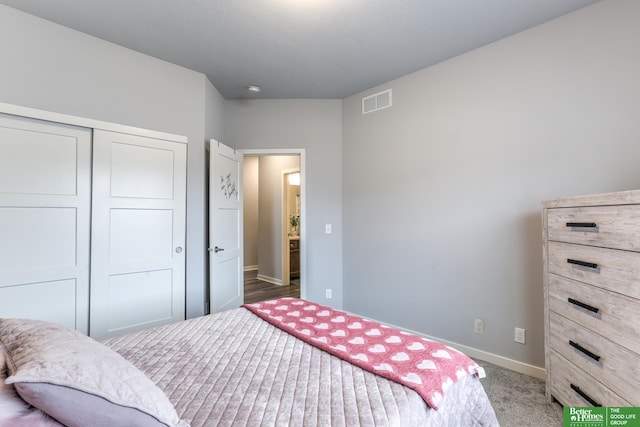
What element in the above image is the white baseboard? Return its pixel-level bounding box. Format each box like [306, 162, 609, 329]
[342, 313, 547, 380]
[257, 274, 283, 286]
[244, 265, 258, 272]
[391, 324, 546, 379]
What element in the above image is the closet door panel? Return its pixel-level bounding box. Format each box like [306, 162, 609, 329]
[0, 207, 77, 270]
[0, 125, 78, 195]
[0, 113, 91, 333]
[106, 270, 174, 331]
[108, 209, 173, 266]
[90, 130, 186, 339]
[0, 280, 77, 330]
[110, 142, 175, 199]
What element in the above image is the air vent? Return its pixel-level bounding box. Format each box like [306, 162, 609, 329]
[362, 89, 392, 115]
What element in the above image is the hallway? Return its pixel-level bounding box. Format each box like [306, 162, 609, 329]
[244, 270, 300, 304]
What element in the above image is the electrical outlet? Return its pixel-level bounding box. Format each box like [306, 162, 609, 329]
[325, 289, 332, 299]
[515, 327, 526, 344]
[474, 319, 484, 334]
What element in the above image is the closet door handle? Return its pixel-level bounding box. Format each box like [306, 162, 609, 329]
[568, 298, 599, 313]
[214, 246, 225, 253]
[569, 340, 601, 362]
[567, 259, 598, 269]
[566, 222, 597, 228]
[570, 384, 601, 407]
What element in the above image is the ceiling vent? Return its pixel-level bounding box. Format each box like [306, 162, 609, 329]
[362, 89, 392, 115]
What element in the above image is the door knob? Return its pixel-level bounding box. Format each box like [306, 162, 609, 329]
[214, 246, 225, 253]
[175, 246, 183, 253]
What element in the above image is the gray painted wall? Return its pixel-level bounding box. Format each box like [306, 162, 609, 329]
[0, 4, 221, 319]
[224, 100, 343, 308]
[257, 156, 300, 281]
[205, 80, 225, 143]
[342, 0, 640, 368]
[201, 79, 226, 317]
[243, 156, 260, 269]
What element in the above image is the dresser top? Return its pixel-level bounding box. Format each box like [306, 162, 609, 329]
[543, 189, 640, 209]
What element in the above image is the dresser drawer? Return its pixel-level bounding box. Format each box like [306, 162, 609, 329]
[547, 241, 640, 300]
[549, 312, 640, 405]
[547, 205, 640, 251]
[549, 274, 640, 355]
[549, 350, 631, 407]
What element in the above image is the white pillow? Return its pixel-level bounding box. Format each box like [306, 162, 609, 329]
[0, 318, 189, 427]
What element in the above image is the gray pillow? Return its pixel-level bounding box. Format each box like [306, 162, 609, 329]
[0, 318, 188, 427]
[1, 345, 62, 426]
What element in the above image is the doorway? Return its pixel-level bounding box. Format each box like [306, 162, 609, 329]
[283, 169, 300, 287]
[241, 150, 305, 304]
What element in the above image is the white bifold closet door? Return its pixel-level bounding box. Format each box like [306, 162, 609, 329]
[0, 113, 92, 333]
[90, 130, 186, 339]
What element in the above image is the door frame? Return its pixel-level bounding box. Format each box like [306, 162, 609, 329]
[239, 148, 306, 299]
[282, 167, 300, 286]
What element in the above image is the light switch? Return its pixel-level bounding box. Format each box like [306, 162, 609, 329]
[325, 224, 332, 234]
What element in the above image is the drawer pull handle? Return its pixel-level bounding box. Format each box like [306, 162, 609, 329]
[568, 298, 600, 313]
[569, 340, 601, 362]
[567, 258, 598, 269]
[566, 222, 597, 228]
[570, 383, 601, 407]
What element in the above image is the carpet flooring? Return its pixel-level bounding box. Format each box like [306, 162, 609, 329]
[476, 359, 563, 426]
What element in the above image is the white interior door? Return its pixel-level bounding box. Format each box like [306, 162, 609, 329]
[0, 113, 91, 333]
[209, 140, 243, 313]
[90, 130, 186, 339]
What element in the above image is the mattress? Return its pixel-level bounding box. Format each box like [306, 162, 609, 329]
[104, 306, 499, 426]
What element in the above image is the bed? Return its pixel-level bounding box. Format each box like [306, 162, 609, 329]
[1, 298, 499, 427]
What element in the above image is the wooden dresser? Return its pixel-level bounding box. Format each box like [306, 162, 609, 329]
[542, 190, 640, 407]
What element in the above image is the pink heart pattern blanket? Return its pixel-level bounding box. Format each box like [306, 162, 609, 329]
[243, 297, 484, 410]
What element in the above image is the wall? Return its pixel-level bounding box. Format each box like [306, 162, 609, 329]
[257, 156, 299, 282]
[198, 78, 226, 317]
[205, 80, 225, 143]
[224, 100, 343, 307]
[0, 5, 215, 318]
[343, 0, 640, 369]
[243, 156, 260, 269]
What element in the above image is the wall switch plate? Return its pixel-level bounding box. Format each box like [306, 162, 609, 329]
[325, 224, 332, 234]
[325, 289, 332, 299]
[515, 327, 526, 344]
[474, 319, 484, 334]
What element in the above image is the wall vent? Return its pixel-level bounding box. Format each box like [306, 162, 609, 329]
[362, 89, 392, 115]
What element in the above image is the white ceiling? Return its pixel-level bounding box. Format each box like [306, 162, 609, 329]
[0, 0, 600, 99]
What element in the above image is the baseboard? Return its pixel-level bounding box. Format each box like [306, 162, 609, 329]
[257, 274, 283, 286]
[244, 265, 258, 272]
[405, 327, 545, 379]
[452, 344, 545, 380]
[356, 317, 546, 380]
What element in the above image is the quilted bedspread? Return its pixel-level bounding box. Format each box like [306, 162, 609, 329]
[243, 298, 484, 410]
[104, 306, 499, 427]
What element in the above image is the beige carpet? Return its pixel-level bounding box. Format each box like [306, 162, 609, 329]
[476, 359, 563, 427]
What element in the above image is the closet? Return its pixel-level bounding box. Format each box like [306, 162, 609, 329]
[0, 107, 186, 340]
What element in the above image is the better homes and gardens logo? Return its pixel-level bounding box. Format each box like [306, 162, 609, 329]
[564, 407, 640, 427]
